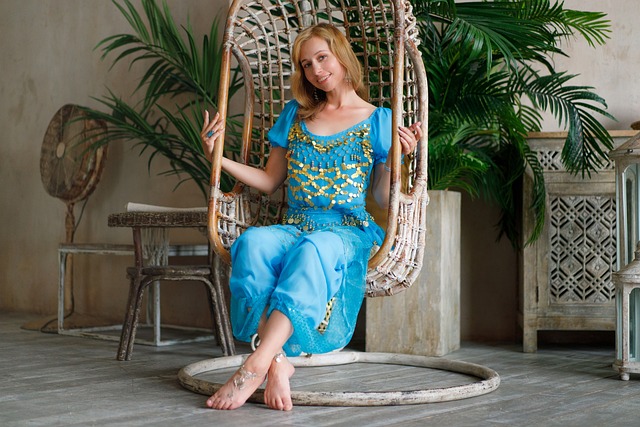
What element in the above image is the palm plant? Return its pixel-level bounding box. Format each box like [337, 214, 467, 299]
[414, 0, 614, 246]
[82, 0, 614, 247]
[80, 0, 243, 196]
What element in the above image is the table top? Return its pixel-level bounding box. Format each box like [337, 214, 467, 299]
[108, 211, 207, 228]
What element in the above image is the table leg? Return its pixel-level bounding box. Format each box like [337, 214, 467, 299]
[58, 250, 67, 332]
[141, 228, 169, 345]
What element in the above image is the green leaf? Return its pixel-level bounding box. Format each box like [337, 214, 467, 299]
[414, 0, 614, 246]
[82, 0, 243, 197]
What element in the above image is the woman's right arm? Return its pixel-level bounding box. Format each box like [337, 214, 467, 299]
[201, 110, 288, 195]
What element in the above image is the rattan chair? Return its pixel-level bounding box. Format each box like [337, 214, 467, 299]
[180, 0, 500, 406]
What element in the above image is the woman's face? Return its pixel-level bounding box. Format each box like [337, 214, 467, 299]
[299, 36, 347, 93]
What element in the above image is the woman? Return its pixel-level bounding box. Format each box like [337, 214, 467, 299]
[201, 23, 421, 411]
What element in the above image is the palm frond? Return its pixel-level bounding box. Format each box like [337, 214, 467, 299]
[428, 124, 490, 195]
[523, 71, 615, 174]
[414, 0, 614, 246]
[521, 143, 546, 245]
[81, 0, 242, 197]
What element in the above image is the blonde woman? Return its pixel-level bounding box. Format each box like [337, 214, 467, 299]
[201, 23, 421, 411]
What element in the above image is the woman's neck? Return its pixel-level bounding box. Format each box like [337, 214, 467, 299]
[304, 88, 376, 136]
[323, 87, 364, 111]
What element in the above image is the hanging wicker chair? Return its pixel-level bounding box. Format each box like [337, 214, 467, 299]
[207, 0, 428, 297]
[180, 0, 500, 406]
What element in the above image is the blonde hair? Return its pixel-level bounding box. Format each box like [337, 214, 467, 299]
[291, 23, 365, 120]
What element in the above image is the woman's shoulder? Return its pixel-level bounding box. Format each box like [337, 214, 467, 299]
[268, 100, 301, 147]
[282, 99, 300, 117]
[285, 99, 300, 109]
[368, 106, 392, 156]
[275, 100, 300, 127]
[369, 106, 392, 128]
[373, 106, 392, 117]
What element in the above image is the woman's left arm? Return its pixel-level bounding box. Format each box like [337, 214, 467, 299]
[371, 122, 422, 209]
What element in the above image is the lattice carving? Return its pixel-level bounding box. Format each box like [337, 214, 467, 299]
[548, 195, 617, 303]
[536, 149, 615, 172]
[537, 149, 564, 171]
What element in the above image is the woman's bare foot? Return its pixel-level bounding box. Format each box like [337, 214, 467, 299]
[206, 356, 268, 410]
[264, 353, 295, 411]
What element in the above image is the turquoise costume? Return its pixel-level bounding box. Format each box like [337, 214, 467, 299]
[229, 100, 392, 356]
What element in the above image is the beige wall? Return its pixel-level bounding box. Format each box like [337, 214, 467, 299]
[0, 0, 224, 327]
[0, 0, 637, 342]
[540, 0, 639, 131]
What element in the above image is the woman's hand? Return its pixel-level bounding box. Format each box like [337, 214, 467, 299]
[373, 121, 422, 209]
[199, 110, 287, 194]
[201, 110, 225, 162]
[398, 121, 422, 155]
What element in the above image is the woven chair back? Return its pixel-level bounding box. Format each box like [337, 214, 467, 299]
[208, 0, 428, 296]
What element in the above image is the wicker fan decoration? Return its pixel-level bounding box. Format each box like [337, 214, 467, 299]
[40, 104, 108, 314]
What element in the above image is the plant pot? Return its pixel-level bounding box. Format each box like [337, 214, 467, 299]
[365, 190, 461, 356]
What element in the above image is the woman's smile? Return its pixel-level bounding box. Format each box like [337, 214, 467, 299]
[317, 73, 331, 84]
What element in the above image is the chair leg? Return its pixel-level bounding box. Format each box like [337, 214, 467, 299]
[117, 270, 146, 361]
[204, 283, 224, 350]
[120, 267, 235, 359]
[216, 289, 235, 355]
[117, 275, 137, 360]
[124, 276, 155, 361]
[211, 256, 235, 355]
[204, 280, 235, 356]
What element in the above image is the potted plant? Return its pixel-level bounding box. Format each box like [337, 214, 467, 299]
[414, 0, 614, 246]
[367, 0, 615, 356]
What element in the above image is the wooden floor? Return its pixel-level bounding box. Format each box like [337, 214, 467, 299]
[2, 311, 639, 427]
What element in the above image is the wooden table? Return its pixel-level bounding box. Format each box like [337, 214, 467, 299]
[108, 210, 212, 346]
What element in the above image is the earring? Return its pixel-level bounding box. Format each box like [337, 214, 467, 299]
[345, 75, 352, 84]
[313, 88, 319, 101]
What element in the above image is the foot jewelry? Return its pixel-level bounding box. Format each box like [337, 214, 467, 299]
[250, 333, 261, 351]
[226, 365, 258, 399]
[233, 365, 258, 390]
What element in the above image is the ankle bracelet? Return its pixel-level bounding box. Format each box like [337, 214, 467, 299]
[250, 333, 261, 351]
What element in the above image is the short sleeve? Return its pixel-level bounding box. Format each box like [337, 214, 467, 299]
[267, 100, 299, 149]
[370, 107, 392, 165]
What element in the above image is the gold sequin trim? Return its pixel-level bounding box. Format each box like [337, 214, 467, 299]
[285, 121, 374, 209]
[281, 211, 372, 232]
[289, 122, 371, 154]
[317, 297, 336, 334]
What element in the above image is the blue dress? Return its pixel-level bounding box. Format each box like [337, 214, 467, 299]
[229, 100, 392, 356]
